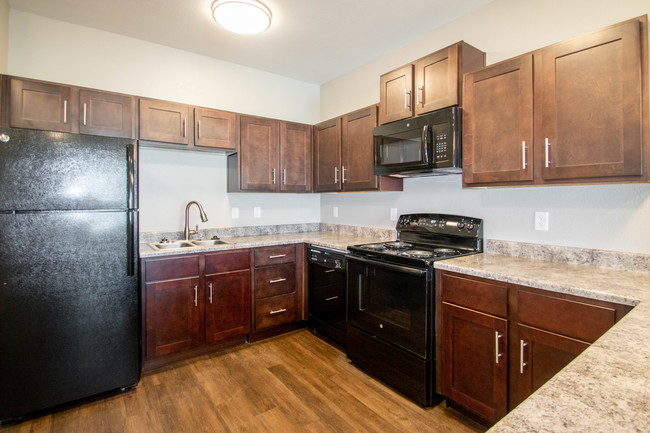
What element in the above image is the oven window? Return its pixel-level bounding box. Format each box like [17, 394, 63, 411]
[377, 133, 423, 165]
[347, 258, 429, 358]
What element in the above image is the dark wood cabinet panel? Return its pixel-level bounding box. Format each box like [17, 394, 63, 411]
[441, 302, 508, 424]
[205, 269, 251, 343]
[441, 272, 508, 317]
[194, 107, 237, 150]
[280, 121, 312, 192]
[253, 244, 296, 267]
[239, 115, 278, 191]
[510, 324, 589, 408]
[540, 19, 645, 180]
[463, 55, 534, 185]
[145, 277, 203, 358]
[79, 89, 135, 138]
[313, 117, 342, 192]
[9, 78, 74, 133]
[379, 64, 414, 125]
[254, 292, 297, 331]
[254, 263, 296, 298]
[139, 98, 192, 145]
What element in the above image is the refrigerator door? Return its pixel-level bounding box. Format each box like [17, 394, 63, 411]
[0, 128, 136, 211]
[0, 211, 140, 421]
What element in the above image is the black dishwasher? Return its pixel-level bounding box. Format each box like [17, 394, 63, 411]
[308, 246, 347, 348]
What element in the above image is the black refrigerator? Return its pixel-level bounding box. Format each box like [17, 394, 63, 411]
[0, 128, 140, 423]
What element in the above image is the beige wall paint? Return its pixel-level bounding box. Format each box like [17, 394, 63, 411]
[0, 0, 8, 73]
[319, 0, 650, 254]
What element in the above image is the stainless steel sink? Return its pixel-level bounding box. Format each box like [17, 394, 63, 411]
[190, 239, 227, 246]
[152, 241, 196, 250]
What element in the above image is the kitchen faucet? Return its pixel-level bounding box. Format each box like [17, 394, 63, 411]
[184, 201, 208, 240]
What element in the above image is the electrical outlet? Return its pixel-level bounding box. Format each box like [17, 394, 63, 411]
[231, 207, 239, 219]
[390, 208, 398, 221]
[535, 212, 549, 231]
[254, 207, 261, 218]
[333, 206, 339, 218]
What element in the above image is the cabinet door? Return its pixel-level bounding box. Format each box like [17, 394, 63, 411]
[239, 115, 278, 191]
[313, 117, 342, 192]
[139, 98, 191, 145]
[9, 78, 74, 133]
[79, 89, 135, 138]
[341, 106, 379, 191]
[280, 121, 312, 192]
[379, 64, 414, 125]
[145, 277, 203, 358]
[415, 45, 458, 115]
[463, 55, 534, 185]
[442, 302, 508, 424]
[194, 107, 237, 150]
[205, 270, 251, 343]
[511, 324, 589, 408]
[540, 19, 644, 180]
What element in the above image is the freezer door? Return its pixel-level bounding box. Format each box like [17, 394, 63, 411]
[0, 128, 136, 211]
[0, 211, 140, 421]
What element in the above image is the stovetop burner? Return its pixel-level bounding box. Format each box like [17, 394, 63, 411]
[384, 241, 413, 250]
[404, 250, 435, 258]
[434, 248, 458, 256]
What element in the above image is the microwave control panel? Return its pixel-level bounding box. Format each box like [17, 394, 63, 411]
[433, 122, 452, 165]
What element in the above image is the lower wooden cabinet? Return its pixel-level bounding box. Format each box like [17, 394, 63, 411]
[436, 270, 631, 425]
[141, 249, 251, 369]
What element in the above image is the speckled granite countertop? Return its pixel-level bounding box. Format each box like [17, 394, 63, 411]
[139, 231, 387, 258]
[434, 253, 650, 432]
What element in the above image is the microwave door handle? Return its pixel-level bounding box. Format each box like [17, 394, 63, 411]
[422, 125, 431, 163]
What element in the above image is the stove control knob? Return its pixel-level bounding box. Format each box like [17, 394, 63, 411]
[457, 221, 466, 230]
[467, 223, 475, 231]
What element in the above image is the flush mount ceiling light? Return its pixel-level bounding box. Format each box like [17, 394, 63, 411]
[211, 0, 272, 35]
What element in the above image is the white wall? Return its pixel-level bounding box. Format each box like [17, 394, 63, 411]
[7, 10, 321, 232]
[0, 0, 8, 73]
[320, 0, 650, 254]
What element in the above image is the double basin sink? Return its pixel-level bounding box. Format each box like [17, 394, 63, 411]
[152, 239, 227, 250]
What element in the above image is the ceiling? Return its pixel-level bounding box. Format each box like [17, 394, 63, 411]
[7, 0, 494, 85]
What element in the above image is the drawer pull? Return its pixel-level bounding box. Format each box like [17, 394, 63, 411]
[324, 269, 336, 273]
[193, 285, 198, 307]
[269, 308, 287, 316]
[269, 278, 287, 284]
[208, 282, 213, 304]
[269, 254, 286, 259]
[325, 296, 339, 301]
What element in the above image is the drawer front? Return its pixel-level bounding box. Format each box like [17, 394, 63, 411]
[205, 249, 251, 274]
[440, 272, 508, 317]
[255, 264, 296, 298]
[254, 245, 296, 267]
[144, 255, 200, 281]
[255, 293, 297, 331]
[518, 290, 617, 343]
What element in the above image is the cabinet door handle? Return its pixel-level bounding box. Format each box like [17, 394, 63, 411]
[404, 89, 411, 110]
[283, 168, 286, 185]
[522, 141, 527, 169]
[269, 308, 287, 316]
[269, 254, 286, 259]
[334, 166, 339, 184]
[520, 339, 528, 374]
[325, 296, 339, 301]
[272, 168, 276, 185]
[269, 278, 286, 284]
[83, 103, 88, 126]
[324, 269, 336, 273]
[197, 120, 201, 139]
[495, 332, 503, 364]
[183, 118, 187, 137]
[342, 166, 347, 184]
[208, 282, 213, 304]
[417, 86, 423, 106]
[63, 100, 68, 124]
[193, 285, 198, 307]
[545, 138, 551, 167]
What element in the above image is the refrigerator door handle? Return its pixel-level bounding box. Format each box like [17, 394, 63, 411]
[127, 142, 138, 210]
[127, 211, 136, 276]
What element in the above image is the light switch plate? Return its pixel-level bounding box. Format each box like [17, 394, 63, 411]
[333, 206, 339, 218]
[254, 207, 261, 218]
[231, 207, 239, 219]
[390, 208, 398, 221]
[535, 211, 549, 231]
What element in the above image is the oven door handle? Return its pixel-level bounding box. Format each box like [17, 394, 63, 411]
[348, 256, 428, 277]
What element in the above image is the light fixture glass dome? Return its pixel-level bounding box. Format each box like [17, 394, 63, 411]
[211, 0, 272, 35]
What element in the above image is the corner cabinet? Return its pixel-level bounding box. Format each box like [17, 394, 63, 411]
[379, 42, 485, 125]
[313, 106, 402, 192]
[141, 249, 251, 370]
[463, 16, 649, 187]
[2, 76, 136, 138]
[436, 270, 632, 425]
[228, 115, 312, 193]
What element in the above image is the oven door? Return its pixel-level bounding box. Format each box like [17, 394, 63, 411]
[347, 255, 431, 358]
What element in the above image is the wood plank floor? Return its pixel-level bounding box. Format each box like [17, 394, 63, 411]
[1, 330, 486, 433]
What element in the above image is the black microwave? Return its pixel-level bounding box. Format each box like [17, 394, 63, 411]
[373, 106, 461, 177]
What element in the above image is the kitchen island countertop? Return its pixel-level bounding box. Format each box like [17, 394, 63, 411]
[434, 253, 650, 432]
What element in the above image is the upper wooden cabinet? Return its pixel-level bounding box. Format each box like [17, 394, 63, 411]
[139, 98, 237, 151]
[314, 106, 402, 192]
[379, 42, 485, 125]
[228, 115, 312, 192]
[463, 16, 649, 187]
[3, 76, 136, 138]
